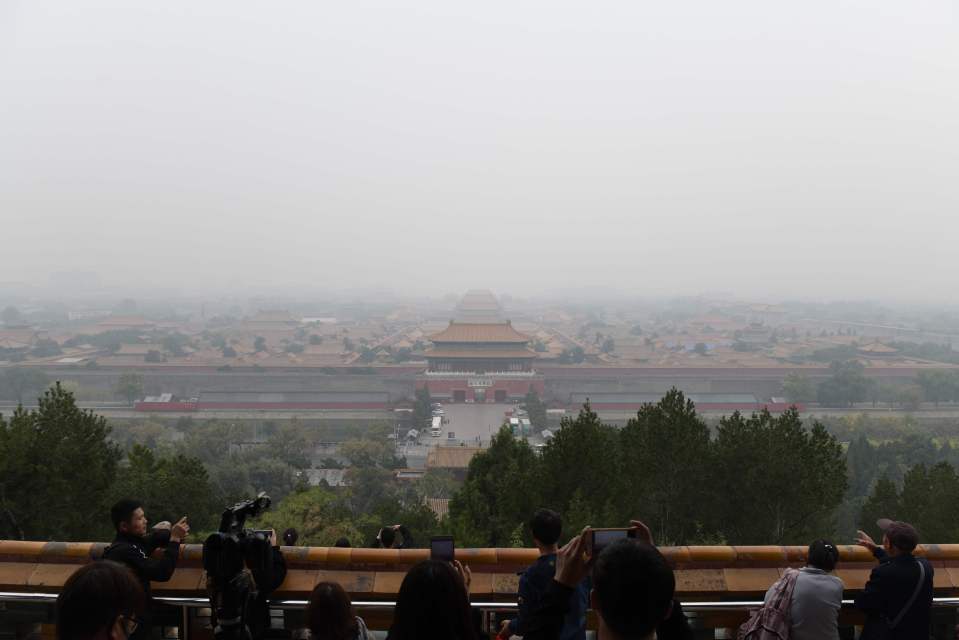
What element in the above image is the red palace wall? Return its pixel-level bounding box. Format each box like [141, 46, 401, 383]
[418, 377, 545, 402]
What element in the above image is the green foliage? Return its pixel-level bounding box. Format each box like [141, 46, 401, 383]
[713, 408, 846, 544]
[621, 390, 714, 544]
[818, 360, 870, 407]
[916, 370, 957, 406]
[309, 334, 323, 345]
[413, 387, 433, 429]
[145, 350, 164, 363]
[601, 337, 616, 354]
[693, 342, 708, 356]
[449, 426, 540, 546]
[113, 446, 219, 532]
[860, 462, 959, 544]
[114, 372, 144, 404]
[222, 345, 237, 358]
[0, 383, 120, 540]
[782, 373, 816, 404]
[0, 368, 50, 403]
[630, 324, 643, 336]
[2, 306, 22, 325]
[285, 343, 306, 354]
[558, 346, 586, 364]
[254, 336, 267, 352]
[522, 390, 547, 431]
[161, 333, 190, 357]
[31, 339, 62, 358]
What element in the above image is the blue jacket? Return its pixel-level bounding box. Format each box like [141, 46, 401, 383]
[508, 553, 587, 640]
[854, 549, 933, 640]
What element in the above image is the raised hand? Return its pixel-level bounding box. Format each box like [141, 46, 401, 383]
[170, 516, 190, 542]
[855, 529, 879, 552]
[555, 528, 592, 588]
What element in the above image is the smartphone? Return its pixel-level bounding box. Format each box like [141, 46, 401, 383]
[590, 528, 635, 556]
[430, 535, 455, 562]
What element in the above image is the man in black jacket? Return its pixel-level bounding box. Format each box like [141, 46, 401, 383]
[102, 499, 189, 639]
[523, 526, 693, 640]
[854, 519, 933, 640]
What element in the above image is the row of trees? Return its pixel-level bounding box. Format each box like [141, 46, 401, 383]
[449, 390, 846, 546]
[782, 362, 959, 409]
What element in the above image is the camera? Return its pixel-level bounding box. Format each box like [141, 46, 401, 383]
[202, 493, 287, 640]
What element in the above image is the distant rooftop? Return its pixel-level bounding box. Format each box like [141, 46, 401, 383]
[454, 289, 505, 323]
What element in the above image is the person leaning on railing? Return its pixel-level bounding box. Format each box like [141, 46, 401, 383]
[56, 560, 146, 640]
[760, 539, 843, 640]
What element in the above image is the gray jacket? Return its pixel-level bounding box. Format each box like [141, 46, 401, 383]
[764, 567, 843, 640]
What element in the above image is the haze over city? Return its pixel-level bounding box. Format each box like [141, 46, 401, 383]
[2, 1, 957, 301]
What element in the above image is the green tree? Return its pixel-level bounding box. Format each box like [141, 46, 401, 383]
[0, 383, 120, 540]
[309, 334, 323, 345]
[782, 373, 816, 404]
[693, 342, 708, 356]
[620, 389, 713, 544]
[254, 336, 267, 352]
[630, 324, 643, 336]
[712, 408, 847, 544]
[1, 368, 50, 404]
[114, 372, 144, 405]
[916, 371, 953, 407]
[255, 485, 362, 546]
[161, 333, 189, 357]
[538, 404, 620, 538]
[112, 445, 219, 533]
[416, 468, 460, 500]
[145, 350, 164, 363]
[286, 343, 306, 354]
[222, 345, 237, 358]
[858, 475, 900, 542]
[1, 306, 22, 325]
[522, 390, 548, 431]
[817, 360, 870, 407]
[413, 387, 433, 429]
[449, 426, 540, 546]
[601, 338, 616, 354]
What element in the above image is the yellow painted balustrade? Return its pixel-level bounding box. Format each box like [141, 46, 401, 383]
[5, 541, 959, 600]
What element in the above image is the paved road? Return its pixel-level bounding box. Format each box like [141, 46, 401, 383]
[435, 402, 514, 445]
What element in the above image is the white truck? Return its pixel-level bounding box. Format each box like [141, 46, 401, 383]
[430, 416, 443, 437]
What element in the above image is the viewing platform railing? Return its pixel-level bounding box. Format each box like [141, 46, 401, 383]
[4, 541, 959, 639]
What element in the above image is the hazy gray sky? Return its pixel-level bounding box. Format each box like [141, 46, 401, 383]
[1, 1, 956, 301]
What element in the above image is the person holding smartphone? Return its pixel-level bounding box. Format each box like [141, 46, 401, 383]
[500, 509, 589, 640]
[102, 499, 189, 639]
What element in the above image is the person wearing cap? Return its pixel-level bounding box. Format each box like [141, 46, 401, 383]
[854, 518, 933, 639]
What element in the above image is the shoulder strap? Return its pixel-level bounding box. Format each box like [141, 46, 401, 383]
[889, 560, 925, 629]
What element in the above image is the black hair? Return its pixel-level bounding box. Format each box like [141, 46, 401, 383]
[593, 539, 675, 638]
[306, 582, 357, 640]
[56, 560, 145, 640]
[807, 539, 839, 572]
[389, 560, 477, 640]
[379, 527, 396, 548]
[282, 528, 298, 546]
[530, 508, 562, 546]
[110, 498, 142, 531]
[334, 537, 352, 548]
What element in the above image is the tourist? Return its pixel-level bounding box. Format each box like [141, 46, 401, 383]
[854, 519, 933, 639]
[500, 508, 588, 640]
[304, 581, 372, 640]
[283, 528, 299, 546]
[763, 539, 844, 640]
[56, 560, 145, 640]
[334, 537, 352, 548]
[102, 499, 188, 639]
[371, 524, 413, 549]
[386, 559, 477, 640]
[523, 530, 682, 640]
